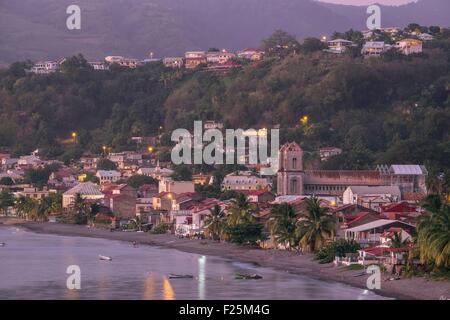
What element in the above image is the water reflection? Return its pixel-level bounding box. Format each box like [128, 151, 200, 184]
[162, 277, 175, 300]
[198, 255, 206, 300]
[143, 273, 156, 300]
[0, 227, 388, 300]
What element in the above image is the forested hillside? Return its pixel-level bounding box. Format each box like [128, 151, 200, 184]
[0, 31, 449, 181]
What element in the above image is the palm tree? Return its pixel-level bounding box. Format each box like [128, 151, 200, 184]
[204, 205, 226, 241]
[0, 189, 15, 216]
[35, 197, 52, 222]
[417, 196, 450, 268]
[70, 193, 90, 224]
[268, 203, 299, 250]
[129, 216, 142, 231]
[227, 193, 255, 226]
[296, 196, 336, 253]
[15, 196, 37, 219]
[391, 232, 409, 248]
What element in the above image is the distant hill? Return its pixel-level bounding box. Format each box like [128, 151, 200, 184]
[0, 0, 449, 64]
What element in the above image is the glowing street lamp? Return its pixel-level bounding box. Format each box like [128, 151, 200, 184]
[300, 115, 309, 125]
[148, 146, 154, 153]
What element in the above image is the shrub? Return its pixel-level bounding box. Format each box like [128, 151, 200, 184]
[227, 223, 267, 245]
[151, 223, 170, 234]
[316, 239, 360, 264]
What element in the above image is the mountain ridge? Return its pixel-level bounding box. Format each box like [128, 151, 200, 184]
[0, 0, 448, 64]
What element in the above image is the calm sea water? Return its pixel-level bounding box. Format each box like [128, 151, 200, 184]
[0, 227, 387, 300]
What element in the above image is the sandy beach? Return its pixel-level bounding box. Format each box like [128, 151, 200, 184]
[1, 218, 449, 300]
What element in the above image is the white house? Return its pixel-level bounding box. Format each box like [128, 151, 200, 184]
[326, 39, 354, 54]
[96, 170, 121, 184]
[344, 219, 415, 246]
[30, 61, 59, 74]
[163, 57, 184, 68]
[62, 182, 104, 208]
[395, 39, 423, 55]
[137, 164, 173, 180]
[221, 173, 270, 191]
[418, 33, 434, 41]
[362, 42, 389, 58]
[158, 177, 195, 194]
[343, 186, 401, 206]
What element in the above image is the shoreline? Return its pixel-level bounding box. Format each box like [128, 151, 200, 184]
[2, 219, 449, 300]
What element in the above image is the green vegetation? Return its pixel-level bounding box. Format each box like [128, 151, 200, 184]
[14, 192, 62, 221]
[226, 223, 266, 245]
[316, 239, 360, 264]
[268, 203, 299, 250]
[0, 177, 14, 185]
[417, 195, 450, 268]
[96, 158, 117, 171]
[127, 175, 158, 188]
[0, 189, 15, 216]
[24, 163, 60, 187]
[151, 223, 170, 234]
[0, 28, 448, 185]
[203, 205, 226, 241]
[0, 27, 448, 194]
[297, 197, 336, 252]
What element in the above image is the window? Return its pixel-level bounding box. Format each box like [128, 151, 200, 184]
[290, 178, 297, 194]
[292, 157, 297, 169]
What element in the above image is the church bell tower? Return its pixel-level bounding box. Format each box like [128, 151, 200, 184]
[277, 142, 304, 195]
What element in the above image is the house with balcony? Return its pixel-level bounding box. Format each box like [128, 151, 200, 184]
[325, 39, 354, 54]
[395, 39, 423, 55]
[362, 41, 390, 58]
[344, 219, 415, 247]
[185, 51, 207, 69]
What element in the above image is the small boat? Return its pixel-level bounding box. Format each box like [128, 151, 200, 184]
[235, 273, 263, 280]
[99, 255, 112, 261]
[352, 272, 366, 277]
[169, 274, 194, 279]
[0, 242, 6, 247]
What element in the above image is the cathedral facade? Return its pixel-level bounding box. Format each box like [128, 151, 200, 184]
[276, 142, 427, 197]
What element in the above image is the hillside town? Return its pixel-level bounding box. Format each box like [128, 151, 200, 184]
[0, 135, 447, 274]
[1, 23, 449, 298]
[28, 24, 438, 74]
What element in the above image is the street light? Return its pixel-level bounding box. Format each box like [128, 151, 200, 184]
[300, 115, 309, 125]
[148, 146, 154, 153]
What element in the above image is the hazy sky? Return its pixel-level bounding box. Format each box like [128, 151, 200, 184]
[316, 0, 417, 5]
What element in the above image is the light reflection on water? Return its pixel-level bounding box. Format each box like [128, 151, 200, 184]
[0, 227, 388, 300]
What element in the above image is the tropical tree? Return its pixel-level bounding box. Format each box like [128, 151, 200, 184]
[417, 195, 450, 268]
[129, 216, 142, 231]
[15, 196, 37, 219]
[227, 193, 255, 226]
[0, 189, 15, 216]
[268, 203, 299, 250]
[204, 205, 226, 241]
[296, 196, 337, 252]
[391, 232, 409, 248]
[70, 193, 91, 224]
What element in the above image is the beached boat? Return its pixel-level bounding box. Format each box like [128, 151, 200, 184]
[169, 274, 194, 279]
[99, 255, 112, 261]
[235, 273, 263, 280]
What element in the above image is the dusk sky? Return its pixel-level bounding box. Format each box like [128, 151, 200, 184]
[316, 0, 417, 5]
